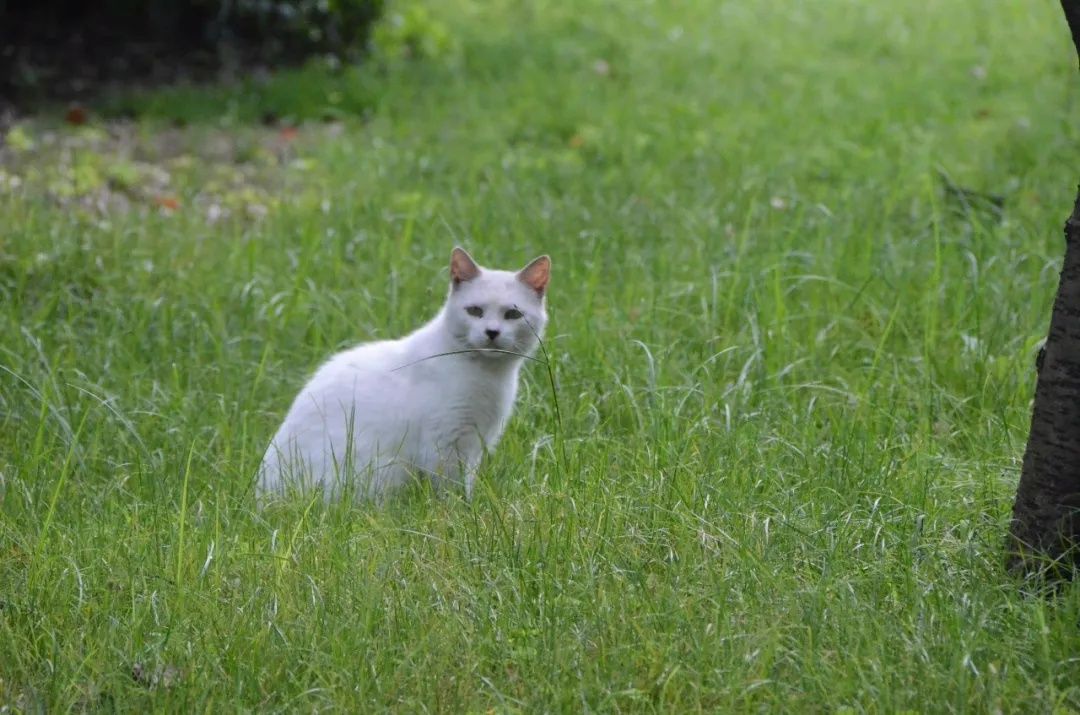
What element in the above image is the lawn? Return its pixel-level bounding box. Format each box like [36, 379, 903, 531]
[2, 0, 1080, 710]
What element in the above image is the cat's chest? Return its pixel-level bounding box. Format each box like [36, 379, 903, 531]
[413, 367, 513, 431]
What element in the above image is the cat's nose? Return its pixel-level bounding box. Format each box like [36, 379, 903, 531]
[485, 328, 500, 341]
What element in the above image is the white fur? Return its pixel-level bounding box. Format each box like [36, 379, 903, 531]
[258, 249, 549, 501]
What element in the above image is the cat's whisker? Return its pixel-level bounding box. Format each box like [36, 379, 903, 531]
[390, 348, 547, 372]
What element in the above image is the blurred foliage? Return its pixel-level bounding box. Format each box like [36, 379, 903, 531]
[372, 2, 459, 64]
[0, 118, 312, 222]
[0, 0, 385, 100]
[1, 0, 385, 56]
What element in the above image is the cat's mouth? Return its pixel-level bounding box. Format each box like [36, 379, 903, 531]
[466, 339, 517, 359]
[474, 345, 512, 358]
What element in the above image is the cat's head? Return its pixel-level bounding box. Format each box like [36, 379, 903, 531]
[443, 247, 550, 360]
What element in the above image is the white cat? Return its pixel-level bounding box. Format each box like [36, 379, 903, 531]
[258, 247, 551, 501]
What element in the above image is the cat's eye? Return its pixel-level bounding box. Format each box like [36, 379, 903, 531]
[466, 306, 484, 318]
[504, 309, 524, 320]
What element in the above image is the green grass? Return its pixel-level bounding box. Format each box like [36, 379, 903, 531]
[3, 0, 1080, 710]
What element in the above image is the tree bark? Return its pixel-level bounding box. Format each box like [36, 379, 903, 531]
[1064, 0, 1080, 61]
[1009, 191, 1080, 575]
[1006, 0, 1080, 577]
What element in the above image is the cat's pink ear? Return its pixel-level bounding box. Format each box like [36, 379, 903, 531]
[517, 255, 551, 296]
[450, 247, 481, 287]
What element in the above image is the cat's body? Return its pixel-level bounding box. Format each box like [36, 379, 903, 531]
[258, 248, 550, 501]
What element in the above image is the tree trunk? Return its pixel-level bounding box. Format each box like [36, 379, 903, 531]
[1007, 0, 1080, 577]
[1008, 191, 1080, 575]
[1006, 0, 1080, 577]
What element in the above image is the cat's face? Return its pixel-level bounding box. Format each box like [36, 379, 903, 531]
[443, 247, 550, 360]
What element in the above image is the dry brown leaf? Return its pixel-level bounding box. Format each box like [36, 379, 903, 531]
[154, 195, 181, 212]
[65, 105, 89, 126]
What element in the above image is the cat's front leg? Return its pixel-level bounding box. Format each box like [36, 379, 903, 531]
[459, 433, 487, 501]
[427, 457, 478, 499]
[463, 465, 480, 502]
[431, 434, 483, 499]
